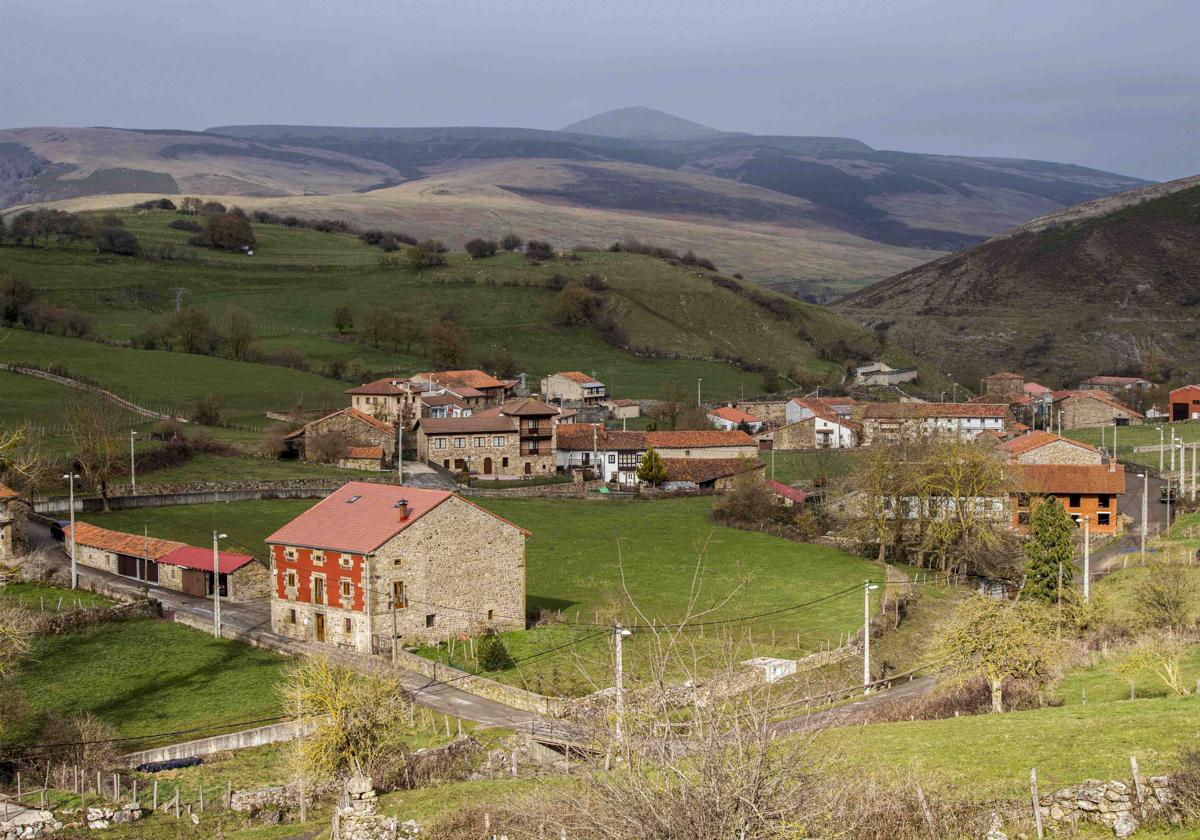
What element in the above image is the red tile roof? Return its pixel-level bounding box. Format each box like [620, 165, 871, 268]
[555, 423, 604, 450]
[416, 417, 515, 435]
[1014, 464, 1126, 495]
[495, 398, 561, 417]
[647, 430, 756, 448]
[1052, 390, 1144, 419]
[765, 480, 807, 504]
[862, 402, 1009, 419]
[709, 406, 760, 424]
[288, 408, 395, 440]
[1001, 430, 1098, 457]
[987, 371, 1024, 380]
[65, 522, 185, 560]
[662, 458, 763, 484]
[266, 481, 528, 554]
[604, 430, 648, 451]
[610, 399, 639, 407]
[159, 545, 256, 575]
[555, 370, 601, 385]
[0, 484, 19, 500]
[1023, 383, 1051, 396]
[345, 446, 383, 459]
[345, 378, 407, 396]
[410, 369, 506, 390]
[420, 394, 464, 407]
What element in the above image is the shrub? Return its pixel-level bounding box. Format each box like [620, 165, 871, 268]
[168, 218, 202, 232]
[190, 393, 224, 425]
[333, 305, 353, 335]
[465, 238, 498, 259]
[94, 227, 141, 256]
[408, 245, 447, 270]
[552, 285, 601, 326]
[199, 201, 226, 215]
[191, 212, 255, 251]
[267, 346, 310, 371]
[150, 417, 185, 441]
[476, 628, 515, 671]
[1175, 747, 1200, 819]
[525, 240, 555, 260]
[500, 233, 523, 251]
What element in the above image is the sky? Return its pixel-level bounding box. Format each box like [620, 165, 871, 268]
[2, 0, 1197, 181]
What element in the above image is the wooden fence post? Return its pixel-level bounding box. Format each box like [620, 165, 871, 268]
[1131, 756, 1145, 820]
[152, 780, 158, 811]
[199, 782, 204, 812]
[1030, 768, 1043, 840]
[226, 780, 232, 810]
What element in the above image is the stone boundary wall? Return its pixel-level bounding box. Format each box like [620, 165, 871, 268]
[1039, 776, 1175, 836]
[461, 479, 605, 499]
[31, 598, 158, 636]
[123, 719, 318, 767]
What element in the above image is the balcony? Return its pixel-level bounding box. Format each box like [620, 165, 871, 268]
[520, 427, 553, 439]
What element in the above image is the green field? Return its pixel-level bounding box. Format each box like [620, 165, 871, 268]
[0, 209, 947, 403]
[81, 496, 884, 694]
[13, 618, 291, 744]
[759, 448, 859, 485]
[0, 580, 113, 610]
[1065, 421, 1200, 470]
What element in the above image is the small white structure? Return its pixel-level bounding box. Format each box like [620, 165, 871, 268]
[854, 362, 918, 387]
[742, 656, 797, 684]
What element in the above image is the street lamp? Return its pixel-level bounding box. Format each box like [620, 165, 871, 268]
[863, 580, 880, 689]
[613, 624, 632, 743]
[62, 473, 81, 589]
[1082, 515, 1091, 604]
[129, 430, 138, 496]
[212, 531, 228, 638]
[1159, 426, 1165, 472]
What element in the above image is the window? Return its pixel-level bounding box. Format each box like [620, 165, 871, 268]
[312, 551, 325, 566]
[487, 609, 494, 621]
[288, 608, 297, 624]
[502, 457, 509, 467]
[284, 547, 297, 560]
[608, 454, 616, 464]
[340, 580, 352, 602]
[435, 438, 447, 449]
[339, 555, 353, 569]
[343, 618, 352, 633]
[1098, 494, 1111, 508]
[313, 576, 326, 606]
[425, 614, 436, 629]
[493, 436, 504, 446]
[346, 495, 362, 504]
[1068, 494, 1082, 508]
[454, 437, 465, 448]
[392, 580, 407, 607]
[285, 571, 297, 589]
[1098, 512, 1111, 525]
[475, 436, 486, 447]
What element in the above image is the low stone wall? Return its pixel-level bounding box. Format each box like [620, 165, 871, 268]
[31, 598, 158, 636]
[462, 479, 604, 499]
[1039, 776, 1175, 837]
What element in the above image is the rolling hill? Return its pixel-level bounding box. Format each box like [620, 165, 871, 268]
[838, 175, 1200, 387]
[0, 111, 1149, 295]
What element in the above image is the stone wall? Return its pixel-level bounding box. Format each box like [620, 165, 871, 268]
[462, 479, 604, 498]
[1016, 440, 1105, 465]
[417, 429, 520, 475]
[125, 719, 317, 767]
[765, 419, 817, 451]
[32, 598, 158, 636]
[735, 400, 790, 426]
[229, 560, 270, 601]
[1059, 396, 1143, 430]
[1039, 776, 1175, 837]
[304, 411, 396, 461]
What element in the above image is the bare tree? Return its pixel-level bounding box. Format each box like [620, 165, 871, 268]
[68, 397, 126, 512]
[225, 305, 257, 361]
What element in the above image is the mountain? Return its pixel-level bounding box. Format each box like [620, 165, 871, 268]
[838, 175, 1200, 386]
[561, 106, 732, 141]
[1, 117, 1150, 293]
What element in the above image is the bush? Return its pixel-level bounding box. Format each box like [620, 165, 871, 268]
[191, 213, 255, 251]
[168, 218, 202, 232]
[408, 245, 446, 270]
[150, 417, 185, 441]
[190, 393, 224, 425]
[476, 628, 515, 671]
[552, 285, 601, 326]
[500, 233, 524, 251]
[1175, 746, 1200, 819]
[525, 240, 555, 260]
[94, 226, 141, 256]
[465, 238, 498, 259]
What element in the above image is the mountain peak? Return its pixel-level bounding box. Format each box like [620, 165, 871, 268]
[561, 106, 730, 141]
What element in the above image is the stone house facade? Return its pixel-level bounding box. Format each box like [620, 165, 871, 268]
[541, 371, 606, 405]
[734, 400, 790, 427]
[267, 482, 528, 650]
[1000, 431, 1103, 465]
[0, 484, 28, 561]
[414, 417, 519, 476]
[1052, 390, 1144, 430]
[661, 458, 764, 491]
[859, 403, 1009, 445]
[65, 522, 266, 600]
[288, 408, 397, 466]
[761, 411, 858, 451]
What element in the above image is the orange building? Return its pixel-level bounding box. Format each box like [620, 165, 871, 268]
[1011, 463, 1126, 534]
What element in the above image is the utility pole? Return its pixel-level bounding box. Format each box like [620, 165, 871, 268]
[129, 430, 137, 496]
[1082, 515, 1091, 604]
[212, 531, 227, 638]
[389, 594, 398, 666]
[1171, 428, 1176, 471]
[396, 422, 403, 483]
[696, 378, 702, 407]
[863, 580, 879, 690]
[613, 624, 631, 743]
[1139, 473, 1148, 564]
[1113, 420, 1117, 455]
[770, 444, 775, 481]
[1192, 443, 1197, 502]
[63, 473, 80, 589]
[1159, 426, 1165, 472]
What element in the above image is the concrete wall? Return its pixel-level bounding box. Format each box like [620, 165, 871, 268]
[123, 719, 317, 767]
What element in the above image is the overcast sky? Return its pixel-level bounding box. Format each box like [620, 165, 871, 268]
[2, 0, 1196, 180]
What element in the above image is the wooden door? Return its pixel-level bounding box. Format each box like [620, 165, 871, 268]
[314, 613, 326, 643]
[524, 462, 532, 475]
[483, 457, 493, 475]
[313, 577, 326, 606]
[144, 559, 159, 584]
[116, 554, 139, 578]
[181, 568, 207, 597]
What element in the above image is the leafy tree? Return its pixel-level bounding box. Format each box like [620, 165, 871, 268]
[333, 305, 354, 335]
[1117, 632, 1193, 696]
[552, 285, 600, 326]
[762, 370, 781, 393]
[476, 628, 515, 671]
[224, 306, 257, 361]
[1022, 497, 1075, 604]
[481, 347, 519, 379]
[178, 196, 203, 214]
[500, 233, 523, 251]
[169, 307, 218, 354]
[408, 244, 446, 270]
[191, 393, 224, 426]
[200, 201, 227, 215]
[0, 277, 35, 324]
[193, 213, 255, 251]
[637, 447, 667, 486]
[465, 238, 499, 259]
[0, 214, 7, 244]
[1133, 561, 1199, 631]
[426, 319, 469, 368]
[937, 596, 1062, 713]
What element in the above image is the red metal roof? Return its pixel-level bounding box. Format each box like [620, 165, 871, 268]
[159, 545, 256, 574]
[765, 480, 807, 504]
[265, 481, 528, 554]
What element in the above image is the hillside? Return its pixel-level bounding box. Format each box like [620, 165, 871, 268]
[560, 106, 733, 141]
[1, 114, 1149, 294]
[0, 208, 944, 412]
[838, 175, 1200, 386]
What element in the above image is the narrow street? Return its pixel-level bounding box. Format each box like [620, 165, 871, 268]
[1089, 470, 1171, 577]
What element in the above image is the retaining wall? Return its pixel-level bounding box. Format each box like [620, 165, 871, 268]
[123, 719, 317, 767]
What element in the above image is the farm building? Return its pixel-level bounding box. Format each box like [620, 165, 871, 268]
[999, 431, 1104, 466]
[541, 371, 607, 405]
[286, 408, 397, 467]
[1170, 385, 1200, 422]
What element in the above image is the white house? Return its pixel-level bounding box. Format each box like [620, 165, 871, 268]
[707, 406, 764, 433]
[859, 402, 1008, 445]
[854, 362, 918, 387]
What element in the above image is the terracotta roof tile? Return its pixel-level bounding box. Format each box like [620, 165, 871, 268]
[1081, 375, 1148, 387]
[65, 522, 185, 560]
[555, 423, 604, 450]
[1052, 390, 1144, 418]
[1001, 430, 1098, 457]
[409, 369, 506, 390]
[662, 458, 764, 483]
[292, 407, 395, 439]
[647, 430, 756, 448]
[345, 377, 407, 396]
[610, 399, 639, 407]
[604, 430, 648, 451]
[0, 484, 19, 500]
[345, 446, 383, 459]
[555, 371, 602, 385]
[709, 406, 760, 424]
[416, 416, 515, 434]
[1015, 464, 1126, 495]
[266, 481, 528, 554]
[862, 402, 1009, 419]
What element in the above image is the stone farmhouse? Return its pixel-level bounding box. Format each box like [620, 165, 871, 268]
[0, 484, 28, 561]
[541, 371, 607, 406]
[266, 482, 528, 650]
[65, 522, 267, 600]
[733, 399, 791, 427]
[759, 397, 859, 450]
[346, 370, 516, 428]
[1051, 390, 1143, 430]
[285, 408, 396, 469]
[555, 426, 758, 486]
[785, 396, 857, 426]
[604, 398, 641, 420]
[707, 406, 763, 433]
[662, 457, 764, 491]
[414, 398, 565, 477]
[859, 402, 1009, 445]
[1169, 385, 1200, 422]
[1079, 375, 1152, 395]
[646, 429, 758, 459]
[999, 431, 1103, 466]
[1012, 463, 1126, 534]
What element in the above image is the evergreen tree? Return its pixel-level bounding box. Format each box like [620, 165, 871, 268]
[636, 447, 667, 485]
[476, 628, 515, 671]
[1022, 497, 1075, 604]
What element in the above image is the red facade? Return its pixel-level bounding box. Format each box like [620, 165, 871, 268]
[1170, 385, 1200, 422]
[271, 544, 365, 612]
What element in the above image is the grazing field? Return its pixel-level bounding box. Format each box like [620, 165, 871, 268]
[759, 448, 859, 485]
[13, 618, 291, 745]
[1064, 421, 1200, 469]
[80, 495, 885, 695]
[0, 581, 112, 610]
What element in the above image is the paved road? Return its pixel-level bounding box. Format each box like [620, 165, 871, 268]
[768, 676, 936, 738]
[1090, 471, 1172, 576]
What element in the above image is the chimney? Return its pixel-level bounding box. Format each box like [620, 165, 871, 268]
[396, 499, 409, 520]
